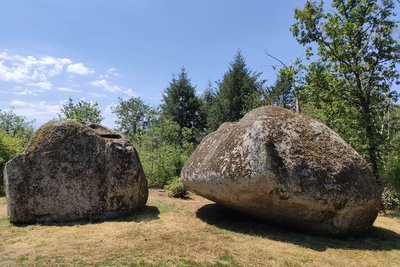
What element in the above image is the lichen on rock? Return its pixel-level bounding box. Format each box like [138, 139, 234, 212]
[181, 106, 381, 236]
[4, 120, 148, 224]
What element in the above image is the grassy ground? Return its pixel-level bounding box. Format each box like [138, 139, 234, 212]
[0, 190, 399, 267]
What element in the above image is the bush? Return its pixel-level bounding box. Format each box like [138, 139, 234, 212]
[164, 177, 188, 199]
[138, 144, 188, 188]
[382, 187, 400, 210]
[382, 132, 400, 210]
[0, 131, 25, 196]
[132, 116, 194, 188]
[386, 153, 400, 195]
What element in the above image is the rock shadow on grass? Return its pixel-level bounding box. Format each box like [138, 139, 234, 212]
[14, 205, 160, 227]
[196, 203, 400, 252]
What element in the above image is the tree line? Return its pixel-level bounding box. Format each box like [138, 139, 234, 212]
[1, 0, 400, 208]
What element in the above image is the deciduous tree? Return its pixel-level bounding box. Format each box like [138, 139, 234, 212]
[0, 109, 34, 143]
[59, 97, 104, 124]
[112, 97, 150, 136]
[291, 0, 400, 178]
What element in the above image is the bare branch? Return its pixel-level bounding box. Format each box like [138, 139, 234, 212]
[260, 46, 288, 68]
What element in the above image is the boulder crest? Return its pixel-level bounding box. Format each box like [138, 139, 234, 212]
[182, 106, 381, 236]
[4, 120, 148, 224]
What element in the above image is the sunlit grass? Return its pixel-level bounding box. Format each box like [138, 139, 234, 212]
[0, 190, 399, 266]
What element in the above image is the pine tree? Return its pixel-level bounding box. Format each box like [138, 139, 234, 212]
[200, 81, 217, 131]
[209, 51, 264, 130]
[267, 74, 295, 110]
[162, 68, 204, 130]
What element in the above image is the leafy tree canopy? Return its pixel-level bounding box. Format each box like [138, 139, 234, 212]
[0, 109, 35, 143]
[291, 0, 400, 177]
[112, 97, 150, 137]
[59, 97, 104, 124]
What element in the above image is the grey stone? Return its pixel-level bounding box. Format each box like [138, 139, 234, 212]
[182, 106, 381, 236]
[4, 120, 148, 224]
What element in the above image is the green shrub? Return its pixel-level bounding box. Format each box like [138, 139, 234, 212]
[131, 117, 194, 188]
[382, 132, 400, 210]
[0, 131, 25, 196]
[138, 144, 188, 188]
[382, 187, 400, 210]
[164, 177, 188, 199]
[386, 153, 400, 195]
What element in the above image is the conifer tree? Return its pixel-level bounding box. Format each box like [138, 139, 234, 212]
[162, 68, 204, 130]
[209, 51, 264, 130]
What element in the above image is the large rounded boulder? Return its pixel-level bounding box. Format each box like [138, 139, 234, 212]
[4, 120, 148, 224]
[182, 106, 381, 236]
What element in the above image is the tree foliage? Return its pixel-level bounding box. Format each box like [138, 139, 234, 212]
[267, 67, 298, 110]
[291, 0, 400, 178]
[0, 109, 34, 143]
[0, 110, 35, 195]
[112, 97, 150, 137]
[134, 115, 194, 188]
[200, 81, 218, 132]
[162, 68, 204, 131]
[386, 132, 400, 194]
[207, 51, 265, 130]
[0, 131, 25, 195]
[59, 97, 104, 124]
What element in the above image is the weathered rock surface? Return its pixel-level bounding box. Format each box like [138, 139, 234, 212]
[4, 120, 148, 224]
[182, 106, 381, 236]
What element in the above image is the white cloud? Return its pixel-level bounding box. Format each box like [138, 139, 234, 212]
[0, 86, 40, 96]
[123, 88, 137, 97]
[90, 92, 107, 98]
[10, 100, 26, 106]
[28, 81, 53, 90]
[41, 56, 71, 66]
[0, 60, 29, 83]
[58, 87, 82, 93]
[106, 67, 121, 77]
[15, 88, 39, 96]
[0, 51, 74, 84]
[98, 67, 121, 79]
[90, 79, 136, 96]
[0, 51, 95, 95]
[9, 99, 63, 124]
[90, 79, 120, 92]
[66, 63, 93, 75]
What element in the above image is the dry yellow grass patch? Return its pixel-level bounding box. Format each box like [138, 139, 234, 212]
[0, 190, 399, 266]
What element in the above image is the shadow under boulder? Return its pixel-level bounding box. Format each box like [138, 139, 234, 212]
[196, 203, 400, 252]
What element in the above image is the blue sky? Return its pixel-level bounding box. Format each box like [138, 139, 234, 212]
[0, 0, 398, 128]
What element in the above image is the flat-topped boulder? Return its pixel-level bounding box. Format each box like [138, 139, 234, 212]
[4, 120, 148, 224]
[182, 106, 381, 236]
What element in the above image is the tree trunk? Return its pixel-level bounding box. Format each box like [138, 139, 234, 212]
[360, 102, 380, 184]
[295, 97, 301, 113]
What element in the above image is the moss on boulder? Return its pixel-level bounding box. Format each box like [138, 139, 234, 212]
[4, 120, 148, 224]
[182, 106, 381, 236]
